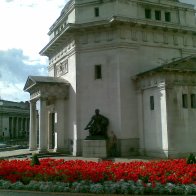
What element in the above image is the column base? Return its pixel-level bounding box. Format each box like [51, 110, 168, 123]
[38, 148, 49, 153]
[29, 147, 37, 151]
[53, 147, 69, 153]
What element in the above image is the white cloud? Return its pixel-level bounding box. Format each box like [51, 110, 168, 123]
[0, 49, 47, 101]
[0, 0, 67, 101]
[180, 0, 196, 7]
[0, 0, 66, 59]
[0, 81, 29, 101]
[0, 0, 195, 102]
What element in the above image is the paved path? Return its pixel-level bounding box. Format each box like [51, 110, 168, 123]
[0, 149, 157, 162]
[0, 149, 36, 159]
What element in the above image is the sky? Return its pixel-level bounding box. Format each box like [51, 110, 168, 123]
[0, 0, 195, 102]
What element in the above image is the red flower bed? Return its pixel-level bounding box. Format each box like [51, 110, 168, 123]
[0, 158, 195, 185]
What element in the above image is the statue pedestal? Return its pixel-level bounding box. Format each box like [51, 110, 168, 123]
[82, 140, 108, 158]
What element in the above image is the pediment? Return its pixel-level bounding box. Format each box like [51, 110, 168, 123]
[135, 55, 196, 79]
[23, 76, 36, 92]
[24, 76, 70, 101]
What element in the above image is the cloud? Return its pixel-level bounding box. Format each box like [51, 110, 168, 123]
[0, 49, 47, 101]
[0, 0, 66, 58]
[0, 49, 47, 83]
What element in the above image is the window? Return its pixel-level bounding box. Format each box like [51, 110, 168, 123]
[191, 94, 196, 108]
[155, 10, 161, 20]
[95, 65, 102, 79]
[165, 12, 171, 22]
[182, 94, 188, 108]
[150, 96, 154, 110]
[94, 7, 99, 17]
[145, 9, 151, 19]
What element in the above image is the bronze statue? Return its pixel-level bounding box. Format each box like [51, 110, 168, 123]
[85, 109, 109, 138]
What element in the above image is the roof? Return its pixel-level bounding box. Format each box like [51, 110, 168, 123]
[135, 55, 196, 79]
[23, 76, 69, 92]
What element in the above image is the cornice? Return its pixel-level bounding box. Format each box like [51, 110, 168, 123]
[48, 0, 75, 34]
[137, 0, 195, 10]
[40, 16, 196, 56]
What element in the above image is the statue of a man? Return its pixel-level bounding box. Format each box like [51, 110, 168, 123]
[85, 109, 109, 138]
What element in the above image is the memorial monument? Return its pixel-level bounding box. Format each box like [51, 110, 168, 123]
[24, 0, 196, 158]
[84, 109, 109, 139]
[83, 109, 109, 157]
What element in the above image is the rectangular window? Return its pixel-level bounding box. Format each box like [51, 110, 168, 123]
[165, 12, 171, 22]
[145, 9, 151, 19]
[150, 96, 154, 110]
[182, 94, 188, 108]
[95, 7, 99, 17]
[95, 65, 102, 79]
[191, 94, 196, 108]
[155, 10, 161, 20]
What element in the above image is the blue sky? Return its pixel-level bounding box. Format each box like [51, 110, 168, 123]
[0, 0, 195, 102]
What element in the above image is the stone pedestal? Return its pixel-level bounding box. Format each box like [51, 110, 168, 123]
[82, 140, 108, 158]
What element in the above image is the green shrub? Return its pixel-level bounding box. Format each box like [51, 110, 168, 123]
[30, 153, 40, 166]
[187, 153, 196, 164]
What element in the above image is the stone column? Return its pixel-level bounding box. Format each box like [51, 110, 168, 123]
[159, 84, 169, 157]
[48, 112, 54, 149]
[23, 118, 27, 137]
[38, 98, 48, 153]
[29, 101, 37, 150]
[137, 90, 145, 155]
[54, 99, 66, 152]
[16, 117, 19, 138]
[18, 117, 21, 138]
[12, 117, 15, 138]
[9, 117, 13, 138]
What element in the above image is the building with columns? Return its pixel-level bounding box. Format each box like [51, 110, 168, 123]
[24, 0, 196, 158]
[0, 100, 30, 139]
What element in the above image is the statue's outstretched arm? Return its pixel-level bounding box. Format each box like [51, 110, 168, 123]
[84, 119, 93, 130]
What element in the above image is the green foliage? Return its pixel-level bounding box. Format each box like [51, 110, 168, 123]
[0, 179, 196, 195]
[187, 153, 196, 164]
[30, 153, 40, 166]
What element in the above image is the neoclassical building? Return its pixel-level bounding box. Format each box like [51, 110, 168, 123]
[24, 0, 196, 158]
[0, 100, 30, 139]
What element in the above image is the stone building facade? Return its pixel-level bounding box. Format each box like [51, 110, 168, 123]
[0, 100, 30, 139]
[24, 0, 196, 157]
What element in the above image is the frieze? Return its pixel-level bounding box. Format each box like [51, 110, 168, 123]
[30, 90, 40, 100]
[48, 27, 196, 63]
[142, 31, 147, 42]
[183, 35, 188, 46]
[49, 40, 75, 65]
[94, 32, 101, 43]
[153, 32, 158, 43]
[192, 36, 196, 47]
[106, 30, 114, 41]
[163, 33, 168, 44]
[173, 35, 178, 45]
[137, 73, 196, 90]
[56, 59, 68, 77]
[76, 26, 196, 50]
[131, 29, 137, 41]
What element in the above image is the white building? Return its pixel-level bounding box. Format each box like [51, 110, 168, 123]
[0, 100, 30, 139]
[24, 0, 196, 158]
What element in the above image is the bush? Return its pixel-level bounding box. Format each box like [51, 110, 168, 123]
[187, 153, 196, 164]
[30, 153, 40, 166]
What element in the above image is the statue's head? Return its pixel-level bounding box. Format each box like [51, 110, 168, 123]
[95, 109, 100, 115]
